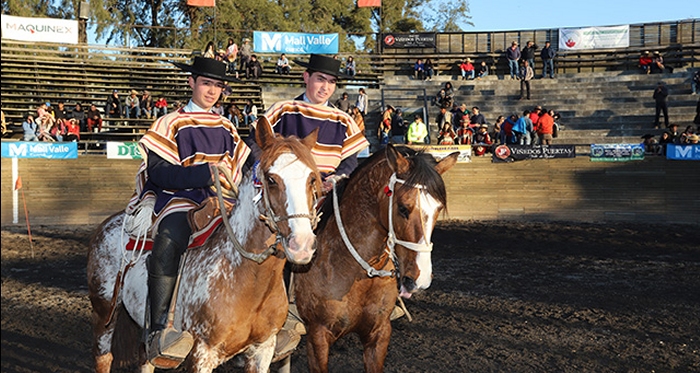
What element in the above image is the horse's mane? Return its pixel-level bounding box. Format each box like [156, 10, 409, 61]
[316, 146, 447, 232]
[393, 146, 448, 208]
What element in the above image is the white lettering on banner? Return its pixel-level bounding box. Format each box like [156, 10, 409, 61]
[261, 33, 282, 52]
[28, 143, 69, 153]
[674, 146, 693, 158]
[8, 143, 27, 157]
[285, 35, 304, 46]
[305, 35, 332, 45]
[254, 31, 338, 54]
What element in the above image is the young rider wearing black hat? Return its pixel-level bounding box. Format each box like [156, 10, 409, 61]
[125, 56, 251, 368]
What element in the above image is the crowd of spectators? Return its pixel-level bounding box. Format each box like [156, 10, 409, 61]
[22, 101, 84, 142]
[17, 88, 181, 142]
[427, 102, 561, 155]
[639, 51, 669, 75]
[643, 123, 698, 155]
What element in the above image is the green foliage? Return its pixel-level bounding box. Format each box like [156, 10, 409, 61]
[0, 0, 471, 51]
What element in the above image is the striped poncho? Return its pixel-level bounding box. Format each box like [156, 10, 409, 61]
[126, 108, 250, 235]
[261, 99, 369, 176]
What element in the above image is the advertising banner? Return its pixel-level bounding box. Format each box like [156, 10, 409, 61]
[358, 0, 381, 6]
[590, 143, 645, 162]
[666, 144, 700, 160]
[107, 142, 143, 160]
[1, 14, 79, 44]
[186, 0, 215, 6]
[382, 33, 436, 49]
[1, 141, 78, 159]
[492, 144, 576, 162]
[409, 144, 472, 163]
[558, 25, 629, 51]
[253, 31, 339, 54]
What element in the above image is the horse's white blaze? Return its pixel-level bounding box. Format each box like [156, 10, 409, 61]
[414, 189, 441, 290]
[268, 153, 316, 264]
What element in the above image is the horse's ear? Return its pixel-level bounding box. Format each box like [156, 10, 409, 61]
[255, 116, 274, 149]
[301, 128, 319, 150]
[435, 151, 459, 175]
[385, 144, 410, 174]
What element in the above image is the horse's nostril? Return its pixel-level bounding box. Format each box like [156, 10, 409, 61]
[402, 276, 416, 291]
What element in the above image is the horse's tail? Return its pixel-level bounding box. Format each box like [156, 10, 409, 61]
[111, 303, 146, 368]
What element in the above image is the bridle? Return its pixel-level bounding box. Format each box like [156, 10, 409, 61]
[214, 160, 319, 264]
[331, 172, 434, 278]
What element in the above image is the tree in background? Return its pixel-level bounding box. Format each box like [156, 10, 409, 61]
[0, 0, 471, 52]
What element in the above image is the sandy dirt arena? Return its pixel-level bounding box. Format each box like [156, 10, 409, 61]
[2, 220, 699, 373]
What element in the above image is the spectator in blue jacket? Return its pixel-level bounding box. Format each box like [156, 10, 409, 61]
[506, 41, 521, 80]
[414, 59, 425, 80]
[513, 110, 533, 145]
[22, 113, 39, 141]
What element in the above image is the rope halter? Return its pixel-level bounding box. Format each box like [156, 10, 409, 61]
[332, 172, 434, 279]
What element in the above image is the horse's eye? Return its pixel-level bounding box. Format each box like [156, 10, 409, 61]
[398, 204, 410, 219]
[267, 176, 276, 185]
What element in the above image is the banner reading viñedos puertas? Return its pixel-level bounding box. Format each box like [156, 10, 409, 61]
[382, 33, 436, 49]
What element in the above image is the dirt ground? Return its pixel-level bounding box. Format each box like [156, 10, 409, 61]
[2, 220, 699, 373]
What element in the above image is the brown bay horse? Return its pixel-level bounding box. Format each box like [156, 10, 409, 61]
[294, 145, 458, 372]
[87, 120, 322, 373]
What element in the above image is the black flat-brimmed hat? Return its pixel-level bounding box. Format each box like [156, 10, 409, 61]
[171, 56, 241, 82]
[293, 54, 350, 79]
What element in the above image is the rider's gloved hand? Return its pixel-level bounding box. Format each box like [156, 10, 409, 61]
[321, 174, 347, 194]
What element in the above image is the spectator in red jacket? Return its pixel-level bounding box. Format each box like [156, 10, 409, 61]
[460, 58, 475, 80]
[86, 103, 103, 132]
[537, 108, 555, 145]
[529, 106, 542, 145]
[65, 118, 80, 141]
[639, 51, 653, 74]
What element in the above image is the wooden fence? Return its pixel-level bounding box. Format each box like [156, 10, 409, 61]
[2, 156, 699, 226]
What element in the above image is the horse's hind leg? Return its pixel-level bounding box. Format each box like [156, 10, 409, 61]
[90, 293, 116, 373]
[305, 325, 334, 373]
[360, 320, 392, 373]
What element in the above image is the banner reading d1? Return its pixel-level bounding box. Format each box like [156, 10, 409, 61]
[590, 143, 644, 162]
[254, 31, 338, 54]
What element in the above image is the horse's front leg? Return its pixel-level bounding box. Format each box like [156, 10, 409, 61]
[306, 324, 334, 373]
[360, 319, 392, 373]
